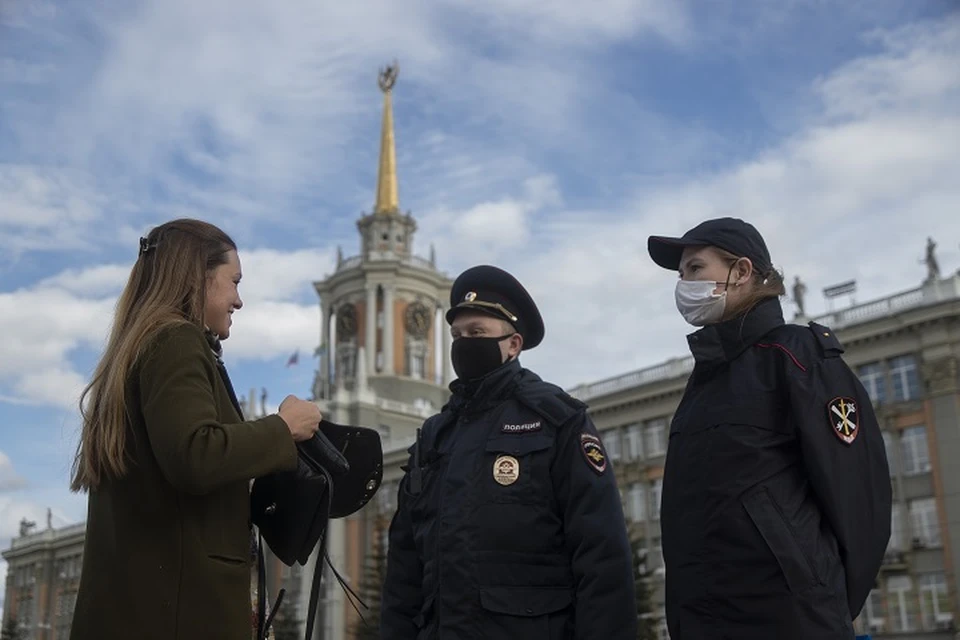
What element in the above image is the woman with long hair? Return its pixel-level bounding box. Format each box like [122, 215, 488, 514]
[647, 217, 891, 639]
[69, 218, 322, 640]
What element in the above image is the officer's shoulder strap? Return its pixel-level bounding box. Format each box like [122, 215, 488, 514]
[806, 321, 845, 359]
[515, 379, 587, 428]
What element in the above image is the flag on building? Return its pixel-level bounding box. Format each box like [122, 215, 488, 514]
[286, 350, 299, 367]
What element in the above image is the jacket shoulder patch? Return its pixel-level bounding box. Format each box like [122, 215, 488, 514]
[580, 434, 607, 475]
[827, 396, 859, 444]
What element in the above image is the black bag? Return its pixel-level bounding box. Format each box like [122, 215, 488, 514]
[251, 419, 383, 640]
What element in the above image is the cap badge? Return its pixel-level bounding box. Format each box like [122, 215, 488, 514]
[464, 291, 477, 302]
[493, 455, 519, 486]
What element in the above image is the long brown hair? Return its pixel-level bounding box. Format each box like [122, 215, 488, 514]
[70, 219, 236, 492]
[714, 247, 786, 319]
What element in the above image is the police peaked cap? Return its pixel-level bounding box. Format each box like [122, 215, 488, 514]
[647, 217, 773, 275]
[445, 265, 545, 350]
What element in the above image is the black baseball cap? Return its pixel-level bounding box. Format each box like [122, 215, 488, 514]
[647, 217, 773, 274]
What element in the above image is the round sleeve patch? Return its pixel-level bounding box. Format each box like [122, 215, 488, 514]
[580, 433, 607, 475]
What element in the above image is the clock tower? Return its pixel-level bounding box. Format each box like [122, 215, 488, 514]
[313, 61, 454, 416]
[300, 63, 454, 640]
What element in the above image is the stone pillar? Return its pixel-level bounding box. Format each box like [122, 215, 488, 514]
[383, 285, 395, 375]
[441, 303, 453, 385]
[921, 355, 960, 619]
[365, 286, 377, 376]
[320, 302, 330, 398]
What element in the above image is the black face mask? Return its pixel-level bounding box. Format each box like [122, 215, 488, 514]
[451, 334, 515, 381]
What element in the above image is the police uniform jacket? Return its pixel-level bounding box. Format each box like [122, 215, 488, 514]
[661, 298, 892, 640]
[71, 323, 297, 640]
[380, 358, 637, 640]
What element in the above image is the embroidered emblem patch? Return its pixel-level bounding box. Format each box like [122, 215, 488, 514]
[827, 396, 859, 445]
[580, 434, 606, 475]
[501, 421, 542, 434]
[493, 455, 520, 485]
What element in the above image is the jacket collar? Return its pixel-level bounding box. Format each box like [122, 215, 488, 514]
[686, 297, 785, 366]
[448, 358, 523, 414]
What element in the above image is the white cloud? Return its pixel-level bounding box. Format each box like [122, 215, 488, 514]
[36, 264, 130, 297]
[0, 452, 25, 492]
[0, 286, 114, 409]
[442, 0, 690, 48]
[0, 247, 334, 408]
[237, 248, 335, 303]
[416, 175, 561, 264]
[0, 0, 696, 252]
[0, 165, 109, 256]
[817, 18, 960, 120]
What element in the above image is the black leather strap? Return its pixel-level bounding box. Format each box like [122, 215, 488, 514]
[303, 465, 334, 640]
[257, 534, 267, 639]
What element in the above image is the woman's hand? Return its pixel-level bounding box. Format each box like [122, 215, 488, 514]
[278, 395, 322, 442]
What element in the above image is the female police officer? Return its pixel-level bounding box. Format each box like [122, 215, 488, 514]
[647, 217, 891, 640]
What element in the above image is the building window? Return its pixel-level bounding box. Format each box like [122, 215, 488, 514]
[337, 345, 356, 380]
[918, 573, 953, 630]
[627, 483, 646, 523]
[890, 502, 905, 551]
[900, 427, 931, 476]
[411, 353, 425, 379]
[909, 498, 941, 548]
[650, 479, 663, 520]
[888, 575, 918, 632]
[861, 589, 884, 634]
[602, 428, 622, 462]
[406, 340, 427, 380]
[857, 362, 887, 404]
[377, 480, 398, 515]
[644, 418, 667, 458]
[889, 355, 921, 402]
[623, 423, 643, 461]
[854, 589, 884, 635]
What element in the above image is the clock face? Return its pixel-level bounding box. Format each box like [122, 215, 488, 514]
[405, 302, 431, 339]
[337, 303, 358, 337]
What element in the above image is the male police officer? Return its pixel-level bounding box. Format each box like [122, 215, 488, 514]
[380, 265, 636, 640]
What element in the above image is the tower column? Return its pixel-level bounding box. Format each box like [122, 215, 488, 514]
[366, 286, 377, 375]
[383, 285, 395, 375]
[320, 301, 331, 398]
[441, 303, 453, 385]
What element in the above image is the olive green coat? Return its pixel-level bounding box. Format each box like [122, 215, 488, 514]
[70, 323, 297, 640]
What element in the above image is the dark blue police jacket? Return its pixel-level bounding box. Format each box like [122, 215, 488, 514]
[661, 298, 892, 640]
[380, 358, 637, 640]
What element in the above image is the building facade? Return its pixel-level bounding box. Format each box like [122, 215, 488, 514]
[2, 519, 85, 640]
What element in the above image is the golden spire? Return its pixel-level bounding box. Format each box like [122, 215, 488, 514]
[373, 61, 400, 215]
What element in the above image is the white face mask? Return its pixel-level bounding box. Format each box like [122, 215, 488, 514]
[675, 280, 727, 326]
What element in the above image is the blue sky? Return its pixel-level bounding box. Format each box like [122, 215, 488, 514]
[2, 0, 959, 607]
